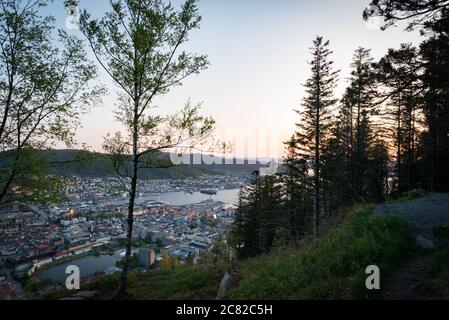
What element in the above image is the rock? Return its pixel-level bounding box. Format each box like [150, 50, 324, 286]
[60, 296, 86, 301]
[59, 291, 98, 300]
[73, 291, 98, 299]
[216, 267, 241, 300]
[415, 234, 435, 250]
[216, 271, 232, 300]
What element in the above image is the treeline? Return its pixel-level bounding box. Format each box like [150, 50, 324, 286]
[231, 4, 449, 258]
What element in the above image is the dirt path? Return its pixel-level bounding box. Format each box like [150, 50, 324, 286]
[380, 252, 436, 300]
[373, 193, 449, 300]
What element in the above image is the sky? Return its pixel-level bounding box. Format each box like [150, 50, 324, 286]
[46, 0, 422, 159]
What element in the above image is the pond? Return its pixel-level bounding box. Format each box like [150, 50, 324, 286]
[39, 249, 129, 282]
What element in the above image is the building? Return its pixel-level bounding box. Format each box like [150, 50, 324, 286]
[138, 248, 156, 269]
[14, 263, 32, 273]
[169, 245, 199, 262]
[0, 282, 15, 300]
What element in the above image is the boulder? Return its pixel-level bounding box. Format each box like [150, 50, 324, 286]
[415, 234, 435, 250]
[216, 267, 241, 300]
[73, 291, 98, 299]
[59, 291, 98, 300]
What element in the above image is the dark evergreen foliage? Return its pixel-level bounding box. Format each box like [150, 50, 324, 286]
[231, 1, 449, 257]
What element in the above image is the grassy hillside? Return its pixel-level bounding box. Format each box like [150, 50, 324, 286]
[41, 205, 413, 300]
[226, 205, 412, 299]
[424, 226, 449, 298]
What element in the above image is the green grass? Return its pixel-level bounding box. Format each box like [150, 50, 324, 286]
[388, 189, 426, 203]
[80, 261, 227, 300]
[425, 246, 449, 299]
[125, 263, 227, 300]
[434, 224, 449, 244]
[225, 205, 413, 300]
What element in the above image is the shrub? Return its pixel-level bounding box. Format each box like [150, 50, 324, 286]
[388, 189, 426, 203]
[425, 246, 449, 298]
[434, 225, 449, 243]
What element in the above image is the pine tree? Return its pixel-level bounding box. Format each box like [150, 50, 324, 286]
[419, 9, 449, 192]
[367, 139, 390, 202]
[363, 0, 449, 31]
[341, 47, 377, 201]
[321, 122, 347, 214]
[283, 136, 311, 239]
[338, 92, 357, 202]
[230, 172, 283, 258]
[365, 1, 449, 193]
[375, 44, 422, 193]
[294, 36, 339, 237]
[231, 173, 262, 258]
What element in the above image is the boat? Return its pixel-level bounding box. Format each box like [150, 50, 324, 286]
[104, 267, 121, 275]
[200, 189, 218, 195]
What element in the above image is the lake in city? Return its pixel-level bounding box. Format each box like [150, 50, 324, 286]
[39, 250, 126, 282]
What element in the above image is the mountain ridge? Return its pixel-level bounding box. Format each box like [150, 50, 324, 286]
[1, 149, 266, 179]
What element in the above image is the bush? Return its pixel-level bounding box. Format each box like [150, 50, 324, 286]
[388, 189, 426, 203]
[226, 205, 413, 300]
[123, 262, 227, 300]
[425, 246, 449, 298]
[25, 278, 58, 293]
[434, 225, 449, 243]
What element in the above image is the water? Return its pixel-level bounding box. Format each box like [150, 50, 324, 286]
[40, 251, 124, 282]
[106, 189, 239, 206]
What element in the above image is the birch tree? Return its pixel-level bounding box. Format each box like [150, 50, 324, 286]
[78, 0, 214, 299]
[0, 0, 102, 206]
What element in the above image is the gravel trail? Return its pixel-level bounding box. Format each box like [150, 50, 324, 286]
[373, 193, 449, 231]
[373, 193, 449, 300]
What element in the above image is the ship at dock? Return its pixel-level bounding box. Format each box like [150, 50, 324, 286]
[199, 189, 218, 195]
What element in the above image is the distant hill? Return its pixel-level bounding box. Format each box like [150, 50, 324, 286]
[4, 149, 266, 179]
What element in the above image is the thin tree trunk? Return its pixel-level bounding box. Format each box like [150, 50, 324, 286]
[0, 150, 21, 205]
[0, 49, 15, 143]
[430, 145, 435, 192]
[354, 98, 361, 201]
[313, 96, 320, 238]
[397, 99, 402, 193]
[115, 59, 140, 298]
[115, 161, 137, 299]
[0, 170, 16, 204]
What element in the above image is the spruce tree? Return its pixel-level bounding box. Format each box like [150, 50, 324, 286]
[231, 172, 283, 257]
[283, 136, 311, 239]
[419, 9, 449, 192]
[294, 37, 339, 237]
[375, 44, 422, 193]
[341, 47, 377, 201]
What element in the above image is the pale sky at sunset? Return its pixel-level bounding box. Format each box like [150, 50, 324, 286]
[47, 0, 422, 159]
